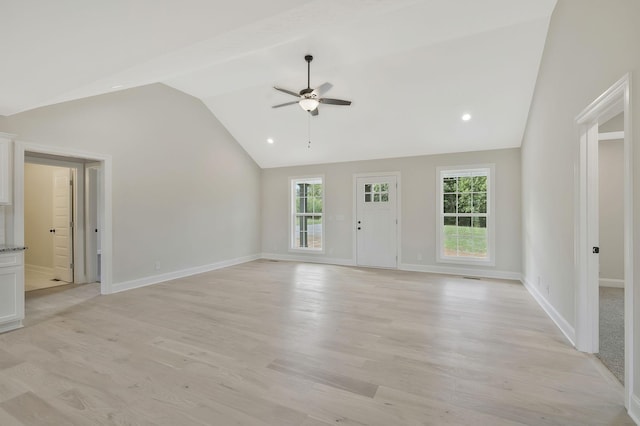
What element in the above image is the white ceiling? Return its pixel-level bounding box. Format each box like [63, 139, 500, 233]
[1, 0, 557, 168]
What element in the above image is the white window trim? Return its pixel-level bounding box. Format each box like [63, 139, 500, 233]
[435, 164, 495, 266]
[289, 175, 325, 253]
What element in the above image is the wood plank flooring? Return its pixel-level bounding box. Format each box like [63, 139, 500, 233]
[0, 260, 633, 425]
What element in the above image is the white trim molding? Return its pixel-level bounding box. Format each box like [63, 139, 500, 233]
[599, 278, 624, 288]
[110, 254, 261, 294]
[599, 131, 624, 141]
[522, 276, 576, 346]
[629, 393, 640, 425]
[261, 252, 356, 267]
[0, 320, 23, 334]
[399, 263, 520, 281]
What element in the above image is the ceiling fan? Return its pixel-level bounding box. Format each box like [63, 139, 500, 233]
[272, 55, 351, 116]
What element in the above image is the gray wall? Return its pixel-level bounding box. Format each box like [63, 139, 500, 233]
[1, 84, 262, 284]
[520, 0, 639, 398]
[598, 140, 624, 283]
[262, 148, 521, 276]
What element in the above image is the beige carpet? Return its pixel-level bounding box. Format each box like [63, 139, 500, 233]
[597, 286, 624, 384]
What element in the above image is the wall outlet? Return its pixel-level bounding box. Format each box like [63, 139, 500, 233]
[154, 261, 161, 271]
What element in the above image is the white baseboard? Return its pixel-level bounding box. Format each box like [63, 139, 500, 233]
[260, 252, 356, 267]
[0, 319, 23, 334]
[260, 256, 521, 279]
[399, 263, 521, 281]
[109, 254, 261, 294]
[628, 393, 640, 425]
[521, 276, 576, 346]
[25, 264, 54, 275]
[599, 278, 624, 288]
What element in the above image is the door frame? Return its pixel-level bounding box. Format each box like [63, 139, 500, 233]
[85, 163, 101, 284]
[12, 142, 113, 295]
[575, 73, 632, 407]
[352, 171, 401, 267]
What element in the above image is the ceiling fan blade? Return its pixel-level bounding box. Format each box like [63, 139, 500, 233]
[312, 82, 333, 96]
[309, 108, 319, 117]
[273, 86, 300, 97]
[319, 98, 351, 106]
[272, 101, 299, 109]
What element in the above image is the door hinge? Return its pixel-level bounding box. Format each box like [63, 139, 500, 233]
[70, 221, 74, 227]
[70, 263, 73, 269]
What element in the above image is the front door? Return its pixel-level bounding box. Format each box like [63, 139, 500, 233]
[356, 175, 398, 268]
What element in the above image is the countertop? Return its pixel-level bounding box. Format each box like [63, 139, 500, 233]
[0, 245, 27, 253]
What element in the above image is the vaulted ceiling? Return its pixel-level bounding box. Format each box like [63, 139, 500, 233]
[1, 0, 557, 167]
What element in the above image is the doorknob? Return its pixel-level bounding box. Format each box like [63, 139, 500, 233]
[357, 227, 361, 230]
[593, 246, 600, 254]
[49, 229, 56, 233]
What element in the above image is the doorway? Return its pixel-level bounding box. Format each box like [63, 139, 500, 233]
[24, 163, 75, 291]
[596, 113, 625, 383]
[12, 142, 112, 299]
[354, 173, 399, 268]
[575, 74, 632, 407]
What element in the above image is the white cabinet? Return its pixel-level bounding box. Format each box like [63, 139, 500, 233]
[0, 137, 11, 205]
[0, 251, 24, 333]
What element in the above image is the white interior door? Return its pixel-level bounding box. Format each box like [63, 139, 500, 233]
[85, 165, 99, 283]
[53, 168, 73, 282]
[356, 175, 398, 268]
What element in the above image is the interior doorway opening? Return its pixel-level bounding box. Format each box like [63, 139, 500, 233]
[595, 112, 625, 384]
[23, 154, 101, 292]
[12, 142, 112, 297]
[575, 74, 633, 408]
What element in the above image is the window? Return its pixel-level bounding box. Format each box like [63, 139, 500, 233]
[437, 166, 494, 264]
[291, 177, 323, 251]
[364, 183, 389, 203]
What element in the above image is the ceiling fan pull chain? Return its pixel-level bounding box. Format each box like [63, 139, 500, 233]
[307, 115, 311, 149]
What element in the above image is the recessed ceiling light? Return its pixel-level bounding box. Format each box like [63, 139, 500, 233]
[461, 113, 472, 121]
[111, 84, 123, 90]
[267, 138, 274, 144]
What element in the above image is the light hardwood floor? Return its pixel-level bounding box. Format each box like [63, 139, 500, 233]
[0, 260, 634, 425]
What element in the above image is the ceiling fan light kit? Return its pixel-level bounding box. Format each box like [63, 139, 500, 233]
[299, 97, 319, 111]
[272, 54, 351, 116]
